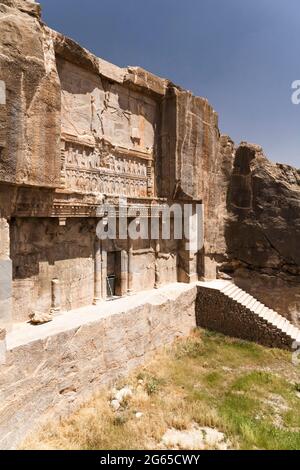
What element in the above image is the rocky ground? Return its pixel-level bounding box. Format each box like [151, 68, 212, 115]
[23, 329, 300, 450]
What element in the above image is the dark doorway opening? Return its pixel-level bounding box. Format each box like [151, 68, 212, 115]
[107, 251, 122, 298]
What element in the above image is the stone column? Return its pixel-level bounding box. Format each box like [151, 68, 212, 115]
[0, 327, 6, 365]
[127, 238, 134, 295]
[120, 249, 128, 297]
[51, 278, 61, 313]
[93, 238, 102, 305]
[178, 205, 201, 283]
[154, 239, 160, 289]
[101, 241, 107, 300]
[203, 256, 218, 280]
[0, 217, 12, 327]
[0, 217, 12, 364]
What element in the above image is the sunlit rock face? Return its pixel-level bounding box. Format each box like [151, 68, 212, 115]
[0, 0, 61, 187]
[221, 142, 300, 323]
[0, 0, 217, 325]
[0, 0, 300, 453]
[0, 0, 299, 328]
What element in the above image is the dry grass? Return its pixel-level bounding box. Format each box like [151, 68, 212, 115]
[22, 329, 300, 450]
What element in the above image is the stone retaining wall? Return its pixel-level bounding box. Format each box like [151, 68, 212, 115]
[196, 286, 293, 350]
[0, 284, 197, 449]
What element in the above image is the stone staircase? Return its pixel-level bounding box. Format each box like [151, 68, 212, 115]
[197, 280, 300, 349]
[220, 282, 300, 343]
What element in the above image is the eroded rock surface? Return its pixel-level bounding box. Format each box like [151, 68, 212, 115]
[219, 143, 300, 322]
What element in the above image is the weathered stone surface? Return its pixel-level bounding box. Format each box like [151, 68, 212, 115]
[0, 0, 41, 18]
[124, 66, 168, 96]
[0, 0, 61, 187]
[160, 86, 220, 201]
[29, 310, 53, 325]
[0, 0, 299, 451]
[218, 142, 300, 320]
[0, 283, 197, 450]
[226, 143, 300, 272]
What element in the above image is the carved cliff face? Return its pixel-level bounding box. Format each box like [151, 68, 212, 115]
[0, 0, 222, 203]
[56, 57, 158, 198]
[0, 0, 299, 325]
[0, 0, 61, 187]
[160, 87, 220, 201]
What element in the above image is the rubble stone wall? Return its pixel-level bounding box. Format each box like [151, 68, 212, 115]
[196, 285, 294, 349]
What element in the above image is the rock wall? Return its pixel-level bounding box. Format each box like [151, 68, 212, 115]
[0, 0, 61, 187]
[0, 0, 209, 325]
[219, 143, 300, 324]
[226, 144, 300, 275]
[11, 218, 96, 322]
[0, 1, 299, 335]
[10, 217, 180, 322]
[0, 284, 197, 449]
[160, 87, 220, 201]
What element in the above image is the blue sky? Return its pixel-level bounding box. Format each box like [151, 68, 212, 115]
[41, 0, 300, 167]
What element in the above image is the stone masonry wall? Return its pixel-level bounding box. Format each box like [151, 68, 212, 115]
[0, 284, 197, 449]
[196, 286, 294, 350]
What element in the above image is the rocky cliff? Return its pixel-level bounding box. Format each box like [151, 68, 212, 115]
[0, 0, 299, 326]
[215, 142, 300, 326]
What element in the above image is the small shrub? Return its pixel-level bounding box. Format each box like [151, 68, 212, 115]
[113, 413, 128, 426]
[175, 338, 204, 359]
[145, 376, 164, 395]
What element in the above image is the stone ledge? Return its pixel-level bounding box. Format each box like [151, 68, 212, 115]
[1, 283, 197, 449]
[7, 282, 196, 349]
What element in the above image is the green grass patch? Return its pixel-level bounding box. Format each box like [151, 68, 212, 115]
[23, 328, 300, 451]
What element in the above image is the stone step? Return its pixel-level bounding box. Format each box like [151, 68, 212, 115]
[251, 300, 260, 312]
[275, 317, 288, 331]
[221, 284, 236, 295]
[266, 311, 279, 324]
[239, 293, 253, 305]
[283, 323, 297, 337]
[260, 306, 272, 321]
[288, 325, 300, 340]
[230, 289, 248, 302]
[244, 297, 257, 310]
[291, 328, 300, 341]
[258, 309, 300, 342]
[214, 281, 300, 346]
[224, 287, 242, 299]
[254, 303, 265, 315]
[220, 282, 232, 291]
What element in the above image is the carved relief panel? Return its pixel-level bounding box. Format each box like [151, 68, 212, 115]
[57, 57, 157, 198]
[62, 140, 153, 198]
[57, 58, 158, 154]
